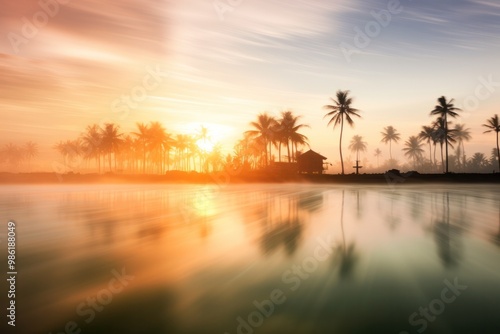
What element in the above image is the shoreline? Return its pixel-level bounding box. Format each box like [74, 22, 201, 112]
[0, 171, 499, 185]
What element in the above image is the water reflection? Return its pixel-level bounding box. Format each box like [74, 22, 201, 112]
[333, 190, 359, 279]
[432, 192, 463, 267]
[0, 184, 499, 334]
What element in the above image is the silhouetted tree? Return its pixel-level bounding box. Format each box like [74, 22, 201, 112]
[323, 90, 361, 174]
[101, 123, 123, 172]
[246, 113, 277, 167]
[430, 96, 461, 173]
[381, 126, 400, 161]
[403, 136, 424, 169]
[348, 135, 367, 163]
[24, 141, 38, 171]
[453, 124, 471, 170]
[419, 125, 434, 168]
[482, 114, 500, 172]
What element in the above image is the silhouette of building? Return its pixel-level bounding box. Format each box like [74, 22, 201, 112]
[297, 150, 327, 174]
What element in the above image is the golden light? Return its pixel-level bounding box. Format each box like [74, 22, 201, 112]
[197, 139, 215, 153]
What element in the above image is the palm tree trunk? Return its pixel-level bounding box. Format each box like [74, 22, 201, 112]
[433, 144, 436, 171]
[339, 117, 344, 175]
[428, 142, 432, 169]
[278, 142, 282, 162]
[445, 113, 449, 173]
[440, 142, 444, 173]
[389, 140, 392, 161]
[496, 132, 500, 173]
[142, 143, 146, 174]
[341, 190, 346, 252]
[286, 140, 291, 163]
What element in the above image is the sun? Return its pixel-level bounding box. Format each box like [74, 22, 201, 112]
[197, 139, 215, 153]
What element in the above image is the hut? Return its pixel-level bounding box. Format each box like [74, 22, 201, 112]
[297, 150, 327, 174]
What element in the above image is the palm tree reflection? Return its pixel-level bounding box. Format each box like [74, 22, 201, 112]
[333, 190, 359, 279]
[259, 193, 304, 256]
[491, 198, 500, 247]
[432, 192, 463, 267]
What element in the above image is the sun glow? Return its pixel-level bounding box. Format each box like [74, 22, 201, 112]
[197, 139, 215, 153]
[175, 122, 235, 154]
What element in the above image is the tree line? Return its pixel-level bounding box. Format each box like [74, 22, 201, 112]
[1, 91, 499, 174]
[323, 90, 500, 174]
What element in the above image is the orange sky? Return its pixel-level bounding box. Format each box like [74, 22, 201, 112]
[1, 0, 500, 172]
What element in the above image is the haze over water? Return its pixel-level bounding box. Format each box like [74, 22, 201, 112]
[0, 183, 499, 333]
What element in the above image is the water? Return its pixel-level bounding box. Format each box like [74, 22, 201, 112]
[0, 183, 499, 334]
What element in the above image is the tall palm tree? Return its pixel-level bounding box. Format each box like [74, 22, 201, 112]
[483, 114, 500, 172]
[418, 125, 434, 167]
[430, 96, 461, 173]
[323, 90, 361, 174]
[197, 125, 209, 172]
[348, 135, 367, 162]
[148, 121, 169, 173]
[24, 141, 38, 171]
[132, 122, 150, 173]
[174, 134, 190, 171]
[246, 113, 277, 167]
[453, 124, 471, 170]
[278, 111, 309, 162]
[374, 148, 382, 168]
[380, 126, 400, 160]
[101, 123, 123, 172]
[81, 124, 102, 173]
[403, 136, 424, 169]
[433, 117, 456, 173]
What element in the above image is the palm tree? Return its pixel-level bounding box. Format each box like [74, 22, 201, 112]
[24, 141, 38, 171]
[198, 125, 209, 172]
[148, 121, 169, 173]
[468, 152, 489, 172]
[81, 124, 102, 173]
[403, 136, 424, 169]
[3, 143, 23, 168]
[246, 113, 277, 167]
[101, 123, 123, 172]
[380, 126, 400, 161]
[132, 122, 150, 173]
[278, 111, 309, 162]
[433, 117, 456, 173]
[348, 135, 367, 162]
[418, 125, 434, 167]
[430, 96, 461, 173]
[453, 124, 471, 170]
[483, 114, 500, 172]
[374, 148, 382, 168]
[323, 90, 361, 174]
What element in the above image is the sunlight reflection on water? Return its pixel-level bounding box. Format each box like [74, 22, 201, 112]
[0, 184, 499, 334]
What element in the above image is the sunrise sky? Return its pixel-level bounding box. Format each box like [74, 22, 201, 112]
[1, 0, 500, 171]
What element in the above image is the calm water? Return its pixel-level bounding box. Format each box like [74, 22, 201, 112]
[0, 183, 499, 334]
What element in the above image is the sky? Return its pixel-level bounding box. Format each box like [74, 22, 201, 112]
[1, 0, 500, 171]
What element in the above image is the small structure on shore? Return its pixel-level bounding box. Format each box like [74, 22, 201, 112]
[297, 150, 327, 174]
[353, 160, 363, 174]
